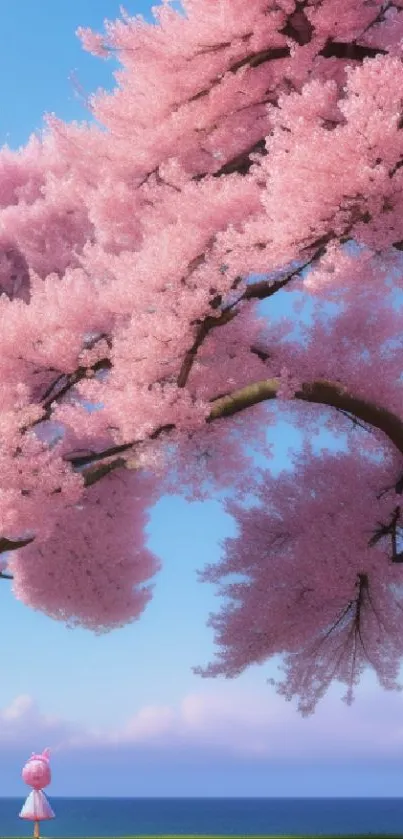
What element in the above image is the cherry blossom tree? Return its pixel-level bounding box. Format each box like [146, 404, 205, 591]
[1, 0, 403, 713]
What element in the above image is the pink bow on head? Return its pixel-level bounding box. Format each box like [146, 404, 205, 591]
[30, 749, 50, 763]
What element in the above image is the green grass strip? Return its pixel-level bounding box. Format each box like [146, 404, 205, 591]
[7, 834, 403, 839]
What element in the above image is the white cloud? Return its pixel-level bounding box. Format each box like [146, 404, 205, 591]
[1, 695, 34, 721]
[112, 704, 176, 742]
[3, 676, 403, 763]
[0, 694, 75, 748]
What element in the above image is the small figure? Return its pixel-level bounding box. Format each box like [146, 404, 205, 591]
[20, 748, 55, 838]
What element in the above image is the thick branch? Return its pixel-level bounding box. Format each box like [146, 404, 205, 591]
[211, 138, 266, 179]
[0, 535, 34, 554]
[65, 377, 403, 473]
[208, 378, 403, 456]
[319, 41, 387, 60]
[3, 378, 403, 564]
[67, 442, 132, 469]
[83, 457, 127, 488]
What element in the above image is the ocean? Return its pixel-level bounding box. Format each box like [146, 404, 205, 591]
[1, 797, 403, 837]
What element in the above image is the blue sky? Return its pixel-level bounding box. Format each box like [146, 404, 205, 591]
[0, 0, 403, 802]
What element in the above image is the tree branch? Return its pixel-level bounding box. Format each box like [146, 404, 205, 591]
[177, 247, 326, 389]
[369, 506, 403, 563]
[2, 378, 403, 565]
[177, 198, 370, 394]
[82, 457, 128, 488]
[0, 536, 33, 553]
[0, 535, 34, 556]
[67, 442, 132, 469]
[40, 357, 111, 413]
[187, 44, 290, 108]
[177, 307, 238, 388]
[208, 378, 403, 455]
[334, 407, 373, 433]
[210, 138, 267, 179]
[319, 41, 387, 60]
[63, 377, 403, 473]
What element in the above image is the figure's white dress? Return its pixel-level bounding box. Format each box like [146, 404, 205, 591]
[20, 790, 55, 821]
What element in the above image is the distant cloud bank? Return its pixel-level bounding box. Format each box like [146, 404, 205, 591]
[3, 675, 403, 764]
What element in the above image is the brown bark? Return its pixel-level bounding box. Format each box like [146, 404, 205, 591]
[209, 378, 403, 455]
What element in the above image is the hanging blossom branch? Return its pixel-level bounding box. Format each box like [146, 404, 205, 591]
[286, 572, 378, 713]
[3, 376, 403, 562]
[305, 573, 372, 670]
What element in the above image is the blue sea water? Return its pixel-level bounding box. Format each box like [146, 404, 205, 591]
[1, 797, 403, 837]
